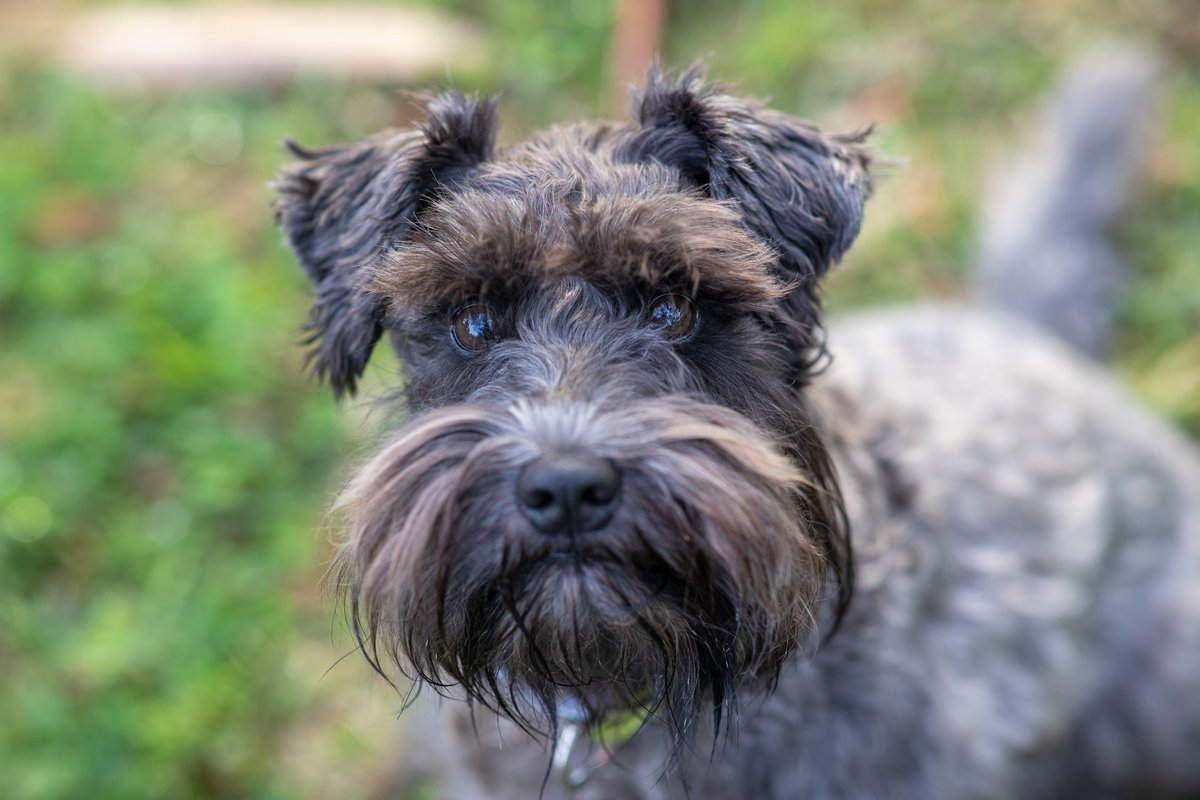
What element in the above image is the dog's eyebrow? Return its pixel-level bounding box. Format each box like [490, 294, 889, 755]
[368, 187, 788, 312]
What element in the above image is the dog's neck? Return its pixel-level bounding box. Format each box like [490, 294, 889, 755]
[545, 683, 658, 788]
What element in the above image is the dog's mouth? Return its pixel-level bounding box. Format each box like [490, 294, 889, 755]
[502, 545, 671, 615]
[515, 531, 660, 571]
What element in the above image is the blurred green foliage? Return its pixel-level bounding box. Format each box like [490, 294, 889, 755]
[1, 1, 1197, 798]
[0, 74, 360, 798]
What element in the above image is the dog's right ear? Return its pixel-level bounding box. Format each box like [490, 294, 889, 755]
[274, 93, 497, 398]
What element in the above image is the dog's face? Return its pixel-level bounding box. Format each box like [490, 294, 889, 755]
[276, 68, 870, 740]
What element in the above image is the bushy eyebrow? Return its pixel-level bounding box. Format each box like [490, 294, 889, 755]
[365, 187, 787, 315]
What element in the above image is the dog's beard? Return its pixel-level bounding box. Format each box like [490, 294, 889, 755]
[334, 396, 834, 740]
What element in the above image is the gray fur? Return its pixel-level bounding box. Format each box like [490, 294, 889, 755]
[274, 66, 1200, 799]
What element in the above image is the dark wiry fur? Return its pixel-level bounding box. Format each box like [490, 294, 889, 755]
[275, 66, 863, 745]
[276, 66, 1200, 800]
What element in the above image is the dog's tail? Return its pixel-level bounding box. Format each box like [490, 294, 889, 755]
[972, 42, 1159, 358]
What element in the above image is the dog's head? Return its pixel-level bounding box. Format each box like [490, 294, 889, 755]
[275, 67, 870, 742]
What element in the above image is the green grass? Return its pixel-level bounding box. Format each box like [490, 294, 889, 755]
[1, 2, 1197, 798]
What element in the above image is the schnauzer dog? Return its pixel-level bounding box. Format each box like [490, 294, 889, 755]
[275, 68, 1200, 798]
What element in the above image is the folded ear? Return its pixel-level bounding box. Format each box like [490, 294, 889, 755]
[618, 65, 872, 336]
[274, 93, 497, 397]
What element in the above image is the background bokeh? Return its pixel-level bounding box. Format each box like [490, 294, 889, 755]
[1, 1, 1197, 798]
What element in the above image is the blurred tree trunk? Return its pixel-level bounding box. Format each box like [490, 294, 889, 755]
[609, 0, 666, 115]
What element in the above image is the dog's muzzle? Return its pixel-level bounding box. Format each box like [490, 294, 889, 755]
[332, 394, 832, 738]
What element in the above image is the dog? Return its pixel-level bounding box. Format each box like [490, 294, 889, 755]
[274, 67, 1200, 799]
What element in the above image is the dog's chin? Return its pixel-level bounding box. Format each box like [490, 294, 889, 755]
[486, 552, 713, 721]
[525, 557, 651, 656]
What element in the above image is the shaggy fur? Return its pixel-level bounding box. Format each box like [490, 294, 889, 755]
[275, 67, 1200, 798]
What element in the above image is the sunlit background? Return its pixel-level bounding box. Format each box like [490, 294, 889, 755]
[1, 1, 1197, 798]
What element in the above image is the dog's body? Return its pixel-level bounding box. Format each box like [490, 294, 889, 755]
[430, 307, 1200, 799]
[275, 69, 1200, 798]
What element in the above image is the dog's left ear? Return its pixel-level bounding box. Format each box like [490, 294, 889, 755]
[274, 93, 497, 397]
[619, 65, 872, 310]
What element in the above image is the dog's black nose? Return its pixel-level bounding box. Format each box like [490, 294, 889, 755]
[517, 454, 621, 534]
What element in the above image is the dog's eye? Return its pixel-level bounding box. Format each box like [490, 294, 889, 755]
[451, 304, 498, 351]
[647, 294, 698, 341]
